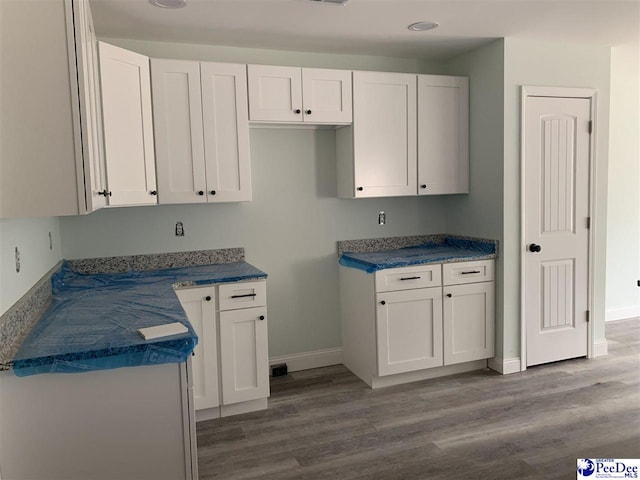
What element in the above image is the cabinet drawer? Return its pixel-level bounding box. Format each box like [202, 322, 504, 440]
[375, 264, 441, 292]
[218, 280, 266, 311]
[442, 260, 494, 286]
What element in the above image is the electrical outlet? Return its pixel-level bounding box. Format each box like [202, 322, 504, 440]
[378, 211, 386, 225]
[15, 246, 20, 273]
[175, 221, 184, 237]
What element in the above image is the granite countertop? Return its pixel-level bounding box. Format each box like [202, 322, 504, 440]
[6, 261, 267, 376]
[339, 237, 497, 273]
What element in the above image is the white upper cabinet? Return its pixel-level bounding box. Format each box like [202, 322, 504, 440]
[247, 65, 352, 124]
[301, 68, 352, 124]
[98, 42, 157, 207]
[73, 0, 108, 212]
[152, 60, 251, 204]
[418, 75, 469, 195]
[151, 59, 207, 204]
[200, 63, 252, 202]
[338, 71, 417, 198]
[0, 0, 105, 217]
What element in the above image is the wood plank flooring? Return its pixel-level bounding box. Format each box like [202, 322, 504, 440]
[197, 318, 640, 479]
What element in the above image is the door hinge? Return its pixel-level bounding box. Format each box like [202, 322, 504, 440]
[588, 120, 593, 134]
[586, 217, 591, 229]
[586, 310, 590, 322]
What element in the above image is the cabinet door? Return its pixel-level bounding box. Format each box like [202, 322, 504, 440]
[247, 65, 302, 122]
[175, 287, 219, 411]
[201, 63, 252, 202]
[418, 75, 469, 195]
[98, 42, 157, 206]
[73, 0, 107, 212]
[301, 68, 352, 124]
[352, 71, 417, 197]
[376, 288, 443, 376]
[219, 307, 269, 405]
[151, 59, 207, 205]
[443, 282, 494, 365]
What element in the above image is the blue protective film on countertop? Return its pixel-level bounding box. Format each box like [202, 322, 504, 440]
[339, 237, 497, 273]
[12, 261, 267, 376]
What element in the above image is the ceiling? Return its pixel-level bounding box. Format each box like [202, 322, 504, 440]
[90, 0, 640, 60]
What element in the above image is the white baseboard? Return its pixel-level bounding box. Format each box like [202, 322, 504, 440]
[606, 306, 640, 321]
[593, 339, 608, 358]
[488, 357, 521, 375]
[269, 347, 343, 373]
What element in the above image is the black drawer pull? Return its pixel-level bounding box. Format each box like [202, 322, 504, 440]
[446, 293, 452, 298]
[231, 293, 257, 299]
[400, 276, 421, 281]
[460, 271, 481, 275]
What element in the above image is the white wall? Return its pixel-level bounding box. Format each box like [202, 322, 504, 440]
[0, 218, 62, 316]
[60, 128, 448, 357]
[503, 37, 611, 357]
[606, 41, 640, 321]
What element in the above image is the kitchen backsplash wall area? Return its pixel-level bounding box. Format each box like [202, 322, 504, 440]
[0, 217, 62, 316]
[59, 128, 449, 358]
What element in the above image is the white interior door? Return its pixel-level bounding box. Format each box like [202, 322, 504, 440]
[523, 93, 591, 367]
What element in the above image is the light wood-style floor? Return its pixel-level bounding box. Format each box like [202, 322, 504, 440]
[197, 318, 640, 480]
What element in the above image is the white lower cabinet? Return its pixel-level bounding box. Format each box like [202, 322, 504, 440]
[443, 278, 494, 366]
[219, 307, 269, 405]
[175, 279, 269, 419]
[340, 259, 494, 388]
[376, 288, 443, 376]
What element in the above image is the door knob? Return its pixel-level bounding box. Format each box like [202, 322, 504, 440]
[529, 243, 542, 253]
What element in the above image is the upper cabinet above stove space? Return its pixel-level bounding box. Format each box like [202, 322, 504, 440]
[247, 65, 353, 124]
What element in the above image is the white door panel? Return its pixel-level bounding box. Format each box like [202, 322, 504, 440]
[524, 95, 591, 367]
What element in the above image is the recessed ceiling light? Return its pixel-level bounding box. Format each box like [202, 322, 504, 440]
[408, 21, 440, 32]
[149, 0, 186, 8]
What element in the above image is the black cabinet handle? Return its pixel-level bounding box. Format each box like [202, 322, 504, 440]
[294, 109, 301, 114]
[259, 315, 265, 321]
[150, 190, 157, 196]
[380, 300, 386, 305]
[446, 293, 452, 298]
[231, 293, 257, 299]
[460, 271, 481, 275]
[420, 184, 427, 189]
[98, 190, 112, 197]
[305, 109, 312, 115]
[357, 186, 364, 191]
[529, 243, 542, 253]
[198, 190, 204, 196]
[210, 190, 216, 195]
[400, 276, 421, 281]
[205, 296, 211, 301]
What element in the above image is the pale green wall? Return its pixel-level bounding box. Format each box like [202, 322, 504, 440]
[60, 129, 448, 356]
[441, 39, 506, 357]
[503, 38, 611, 357]
[606, 41, 640, 320]
[0, 218, 61, 316]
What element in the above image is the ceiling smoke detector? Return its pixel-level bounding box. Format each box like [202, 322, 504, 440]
[149, 0, 187, 8]
[305, 0, 350, 5]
